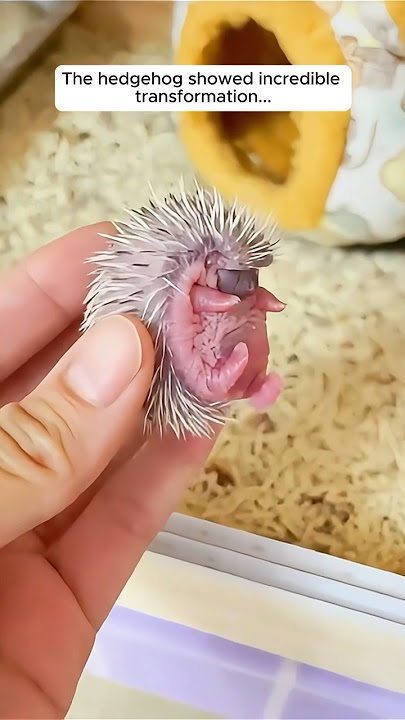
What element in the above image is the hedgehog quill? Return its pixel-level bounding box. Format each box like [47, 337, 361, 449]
[82, 180, 285, 439]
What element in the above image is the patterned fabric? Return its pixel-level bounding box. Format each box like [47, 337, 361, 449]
[316, 0, 405, 245]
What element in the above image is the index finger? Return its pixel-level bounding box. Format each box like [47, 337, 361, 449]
[0, 221, 113, 382]
[49, 432, 217, 630]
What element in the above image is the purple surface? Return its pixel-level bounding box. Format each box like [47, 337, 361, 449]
[296, 664, 405, 719]
[86, 605, 405, 720]
[106, 605, 281, 675]
[87, 606, 278, 718]
[282, 690, 380, 720]
[91, 631, 271, 718]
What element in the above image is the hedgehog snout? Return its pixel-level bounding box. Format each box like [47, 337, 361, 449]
[217, 268, 259, 299]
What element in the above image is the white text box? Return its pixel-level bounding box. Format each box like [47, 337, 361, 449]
[55, 64, 352, 112]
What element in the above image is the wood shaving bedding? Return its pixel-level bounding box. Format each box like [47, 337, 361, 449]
[0, 12, 404, 574]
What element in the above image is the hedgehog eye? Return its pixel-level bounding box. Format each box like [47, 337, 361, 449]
[217, 269, 258, 298]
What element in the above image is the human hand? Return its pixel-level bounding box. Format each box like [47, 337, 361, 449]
[0, 224, 216, 719]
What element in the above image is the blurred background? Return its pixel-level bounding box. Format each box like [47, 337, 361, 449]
[0, 0, 404, 575]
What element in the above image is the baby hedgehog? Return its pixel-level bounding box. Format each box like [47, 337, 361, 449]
[82, 180, 285, 438]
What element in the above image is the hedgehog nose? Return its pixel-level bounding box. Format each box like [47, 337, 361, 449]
[217, 269, 258, 299]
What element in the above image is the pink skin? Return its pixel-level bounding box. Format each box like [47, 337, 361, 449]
[166, 259, 285, 410]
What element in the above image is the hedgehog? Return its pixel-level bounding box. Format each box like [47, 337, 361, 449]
[82, 179, 285, 439]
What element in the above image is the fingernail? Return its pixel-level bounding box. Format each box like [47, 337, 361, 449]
[64, 315, 142, 407]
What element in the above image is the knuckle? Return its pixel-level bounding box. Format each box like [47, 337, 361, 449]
[0, 398, 75, 484]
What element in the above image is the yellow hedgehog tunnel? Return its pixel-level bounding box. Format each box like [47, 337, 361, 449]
[174, 0, 405, 246]
[175, 1, 350, 231]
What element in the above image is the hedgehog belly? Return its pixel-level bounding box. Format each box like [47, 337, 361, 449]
[190, 302, 269, 402]
[213, 301, 270, 399]
[165, 262, 271, 405]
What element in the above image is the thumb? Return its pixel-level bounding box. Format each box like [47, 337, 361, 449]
[0, 315, 154, 548]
